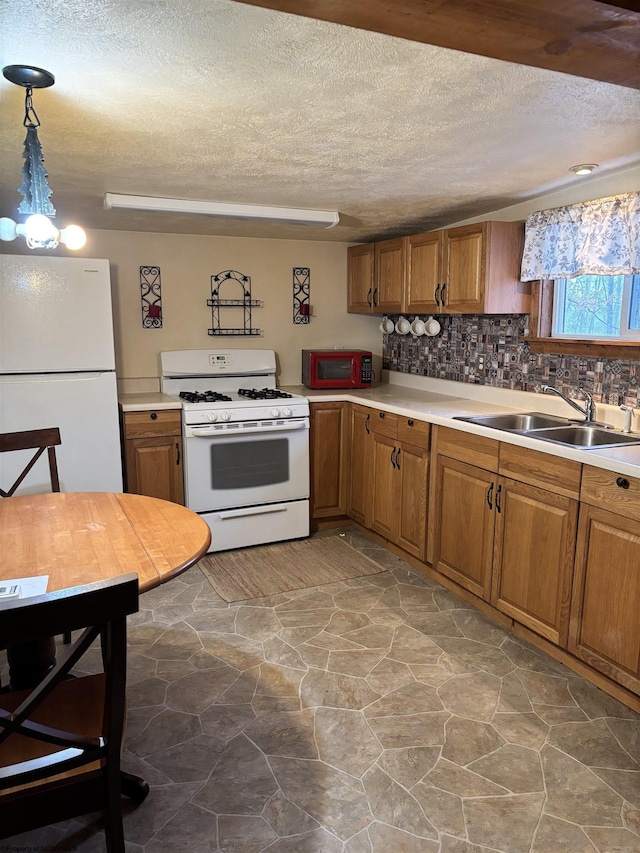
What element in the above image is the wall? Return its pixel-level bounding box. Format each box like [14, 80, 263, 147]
[383, 165, 640, 406]
[8, 230, 381, 388]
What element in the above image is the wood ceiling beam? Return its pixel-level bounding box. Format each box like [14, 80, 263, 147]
[230, 0, 640, 89]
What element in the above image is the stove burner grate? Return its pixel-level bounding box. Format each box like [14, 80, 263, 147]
[237, 388, 294, 400]
[179, 391, 233, 403]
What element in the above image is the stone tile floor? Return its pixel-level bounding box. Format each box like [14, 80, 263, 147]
[4, 528, 640, 853]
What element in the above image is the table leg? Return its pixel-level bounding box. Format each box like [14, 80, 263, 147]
[121, 771, 150, 803]
[6, 637, 56, 690]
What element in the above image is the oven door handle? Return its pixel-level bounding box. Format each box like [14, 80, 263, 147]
[218, 505, 288, 519]
[190, 420, 309, 438]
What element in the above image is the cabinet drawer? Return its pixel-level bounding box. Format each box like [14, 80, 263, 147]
[581, 465, 640, 522]
[397, 417, 430, 449]
[499, 443, 581, 500]
[371, 409, 398, 439]
[123, 410, 182, 439]
[436, 426, 499, 472]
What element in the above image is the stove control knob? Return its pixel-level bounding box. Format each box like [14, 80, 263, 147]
[282, 407, 292, 417]
[219, 411, 230, 422]
[207, 412, 218, 423]
[271, 407, 281, 418]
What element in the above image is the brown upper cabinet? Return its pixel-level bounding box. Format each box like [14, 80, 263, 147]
[347, 243, 375, 313]
[348, 220, 529, 315]
[374, 238, 405, 314]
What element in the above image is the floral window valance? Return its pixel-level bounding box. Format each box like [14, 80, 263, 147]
[520, 191, 640, 281]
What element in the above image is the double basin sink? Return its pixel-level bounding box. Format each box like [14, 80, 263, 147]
[453, 412, 640, 449]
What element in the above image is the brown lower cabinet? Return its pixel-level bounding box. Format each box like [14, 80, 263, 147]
[309, 401, 349, 519]
[347, 404, 372, 527]
[433, 428, 579, 648]
[370, 411, 429, 561]
[569, 466, 640, 694]
[432, 454, 495, 600]
[122, 410, 184, 505]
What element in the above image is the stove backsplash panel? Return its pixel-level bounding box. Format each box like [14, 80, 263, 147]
[382, 314, 640, 407]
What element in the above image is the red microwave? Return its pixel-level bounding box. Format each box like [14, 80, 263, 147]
[302, 349, 373, 389]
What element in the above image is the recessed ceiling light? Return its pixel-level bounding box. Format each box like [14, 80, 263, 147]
[569, 164, 599, 176]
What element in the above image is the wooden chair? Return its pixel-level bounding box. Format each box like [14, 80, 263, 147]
[0, 427, 62, 498]
[0, 574, 140, 851]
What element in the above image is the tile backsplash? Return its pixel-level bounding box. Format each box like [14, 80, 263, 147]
[382, 314, 640, 407]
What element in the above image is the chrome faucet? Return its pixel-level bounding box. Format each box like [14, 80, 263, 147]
[542, 385, 596, 423]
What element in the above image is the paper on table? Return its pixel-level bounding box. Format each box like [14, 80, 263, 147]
[2, 576, 49, 599]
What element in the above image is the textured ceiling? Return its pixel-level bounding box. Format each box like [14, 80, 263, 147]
[1, 0, 639, 242]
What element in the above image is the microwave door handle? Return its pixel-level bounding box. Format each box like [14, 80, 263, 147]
[190, 420, 309, 438]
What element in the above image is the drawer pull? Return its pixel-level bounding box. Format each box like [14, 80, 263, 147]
[408, 419, 414, 427]
[616, 477, 630, 489]
[379, 412, 385, 419]
[150, 412, 158, 420]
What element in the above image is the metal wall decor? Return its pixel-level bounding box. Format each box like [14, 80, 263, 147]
[207, 269, 262, 336]
[293, 267, 311, 324]
[140, 266, 163, 328]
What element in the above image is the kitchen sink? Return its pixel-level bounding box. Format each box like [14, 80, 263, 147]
[454, 412, 572, 432]
[453, 411, 640, 449]
[528, 426, 640, 448]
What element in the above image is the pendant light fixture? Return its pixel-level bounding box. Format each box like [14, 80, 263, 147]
[0, 65, 86, 250]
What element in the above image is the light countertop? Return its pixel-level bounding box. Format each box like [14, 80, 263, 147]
[283, 382, 640, 480]
[119, 392, 181, 412]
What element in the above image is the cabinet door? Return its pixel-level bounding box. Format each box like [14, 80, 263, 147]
[492, 477, 577, 647]
[433, 455, 495, 600]
[310, 402, 348, 518]
[370, 433, 399, 541]
[347, 243, 375, 313]
[374, 238, 405, 314]
[441, 223, 485, 313]
[397, 442, 428, 560]
[125, 436, 184, 505]
[569, 505, 640, 694]
[347, 405, 372, 527]
[406, 231, 443, 314]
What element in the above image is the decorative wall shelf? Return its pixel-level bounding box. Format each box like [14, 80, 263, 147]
[207, 269, 262, 336]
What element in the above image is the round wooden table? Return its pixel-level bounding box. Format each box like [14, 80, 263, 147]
[0, 492, 211, 804]
[0, 491, 211, 595]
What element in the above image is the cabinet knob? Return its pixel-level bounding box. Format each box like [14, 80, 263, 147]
[408, 419, 414, 427]
[379, 412, 385, 418]
[150, 412, 158, 420]
[616, 476, 630, 489]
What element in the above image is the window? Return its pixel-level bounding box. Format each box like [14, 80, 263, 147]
[552, 274, 640, 340]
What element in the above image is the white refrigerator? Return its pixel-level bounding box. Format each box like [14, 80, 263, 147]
[0, 254, 123, 494]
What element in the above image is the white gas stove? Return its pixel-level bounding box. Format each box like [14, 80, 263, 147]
[161, 349, 310, 553]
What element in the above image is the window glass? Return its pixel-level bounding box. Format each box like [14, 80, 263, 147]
[553, 275, 640, 340]
[629, 277, 640, 331]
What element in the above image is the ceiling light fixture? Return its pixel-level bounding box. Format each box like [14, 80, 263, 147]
[0, 65, 86, 251]
[569, 164, 599, 176]
[103, 193, 340, 229]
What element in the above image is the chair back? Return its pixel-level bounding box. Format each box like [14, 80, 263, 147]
[0, 574, 139, 842]
[0, 428, 62, 498]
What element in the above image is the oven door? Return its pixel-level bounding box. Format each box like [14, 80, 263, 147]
[183, 417, 310, 512]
